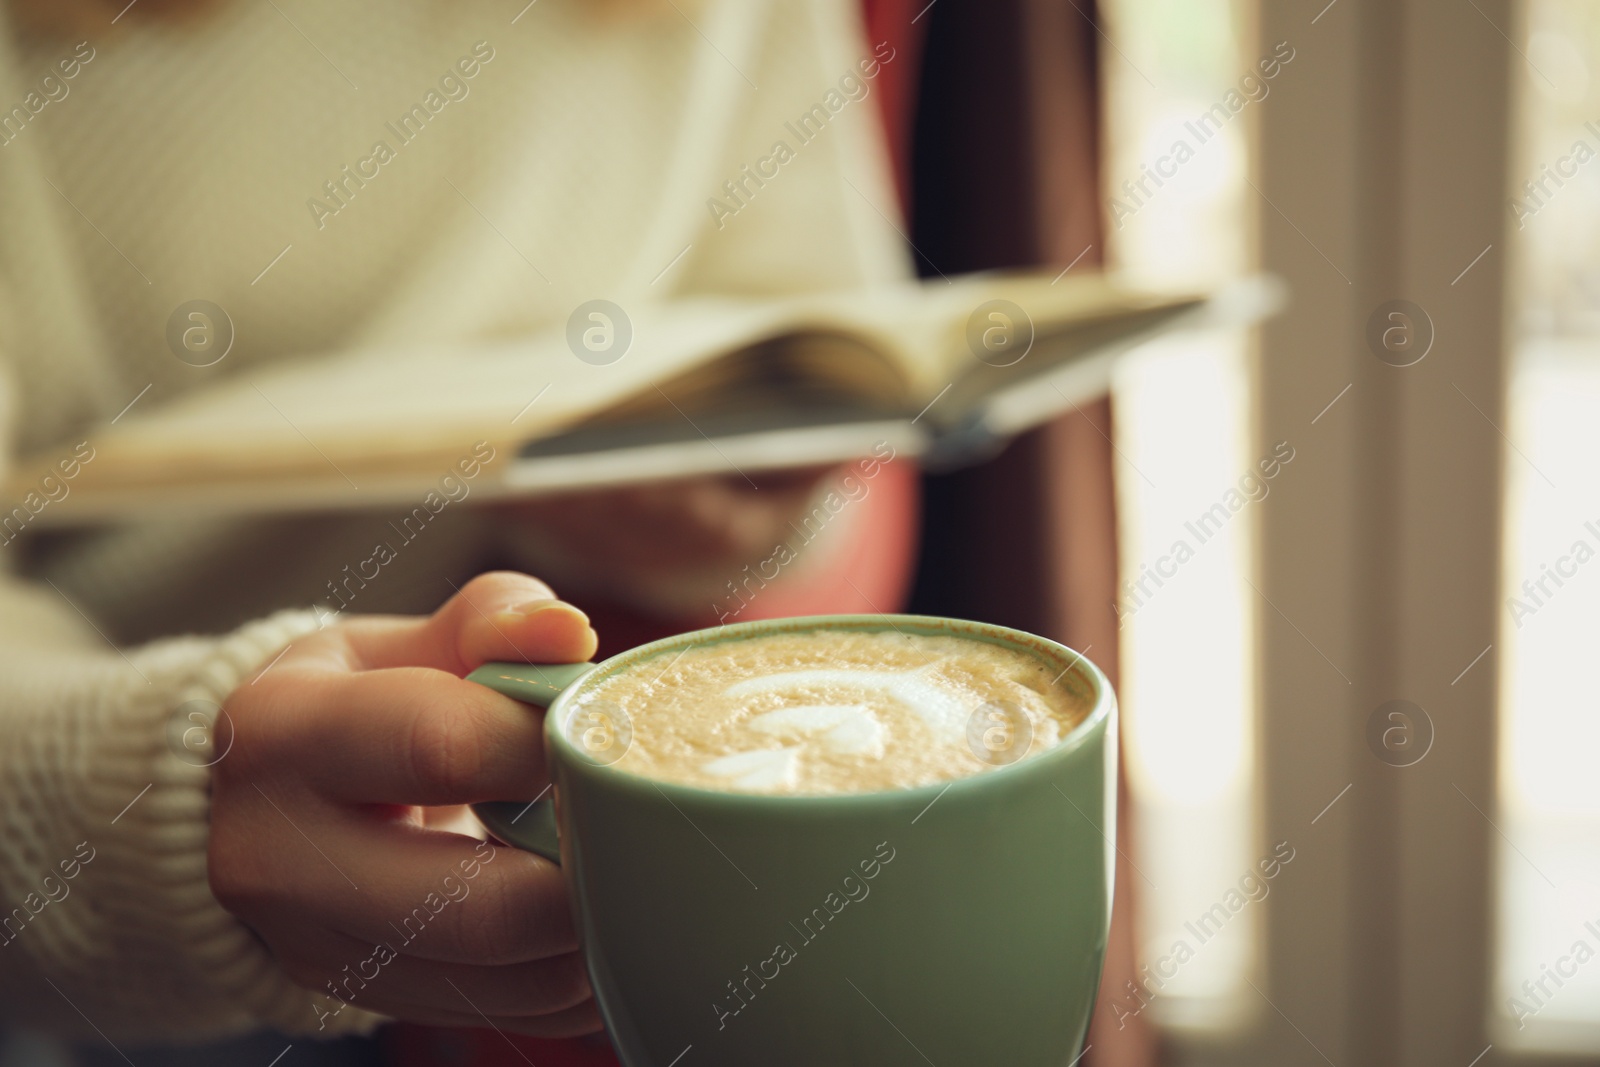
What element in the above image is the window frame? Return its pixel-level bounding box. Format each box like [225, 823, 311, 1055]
[1155, 1, 1593, 1064]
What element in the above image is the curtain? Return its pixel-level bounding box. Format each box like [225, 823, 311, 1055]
[893, 1, 1156, 1063]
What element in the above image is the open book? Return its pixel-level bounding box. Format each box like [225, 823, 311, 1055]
[16, 271, 1274, 525]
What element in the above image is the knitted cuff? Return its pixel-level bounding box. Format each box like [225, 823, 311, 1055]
[74, 609, 384, 1040]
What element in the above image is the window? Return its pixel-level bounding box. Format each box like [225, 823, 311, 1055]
[1103, 0, 1576, 1062]
[1103, 0, 1263, 1028]
[1496, 0, 1600, 1047]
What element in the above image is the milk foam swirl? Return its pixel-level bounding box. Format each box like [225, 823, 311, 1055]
[571, 629, 1086, 795]
[701, 668, 970, 789]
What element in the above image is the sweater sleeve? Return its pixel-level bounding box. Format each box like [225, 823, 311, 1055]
[0, 15, 383, 1038]
[669, 0, 913, 297]
[0, 580, 381, 1042]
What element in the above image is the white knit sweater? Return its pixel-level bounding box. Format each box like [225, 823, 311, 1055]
[0, 0, 906, 1042]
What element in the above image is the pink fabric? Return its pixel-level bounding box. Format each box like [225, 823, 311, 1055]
[584, 460, 921, 660]
[709, 459, 921, 619]
[860, 0, 927, 216]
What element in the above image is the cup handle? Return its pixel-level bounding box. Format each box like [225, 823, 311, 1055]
[466, 660, 597, 864]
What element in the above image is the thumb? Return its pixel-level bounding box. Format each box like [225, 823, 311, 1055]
[431, 571, 598, 673]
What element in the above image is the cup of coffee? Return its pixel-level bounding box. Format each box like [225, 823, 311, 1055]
[469, 614, 1116, 1067]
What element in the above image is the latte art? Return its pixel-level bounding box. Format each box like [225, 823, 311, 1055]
[566, 629, 1087, 795]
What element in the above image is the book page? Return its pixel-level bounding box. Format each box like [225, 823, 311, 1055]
[734, 272, 1206, 403]
[14, 271, 1205, 506]
[50, 298, 819, 494]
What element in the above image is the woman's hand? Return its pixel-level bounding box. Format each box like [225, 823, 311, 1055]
[208, 572, 602, 1035]
[501, 466, 834, 591]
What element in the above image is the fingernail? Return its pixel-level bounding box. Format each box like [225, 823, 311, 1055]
[505, 599, 590, 625]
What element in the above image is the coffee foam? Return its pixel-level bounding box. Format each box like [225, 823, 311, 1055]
[566, 629, 1088, 795]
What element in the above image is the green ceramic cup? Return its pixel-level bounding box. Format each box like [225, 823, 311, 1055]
[468, 614, 1116, 1067]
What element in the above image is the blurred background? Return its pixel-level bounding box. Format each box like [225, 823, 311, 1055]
[900, 0, 1597, 1063]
